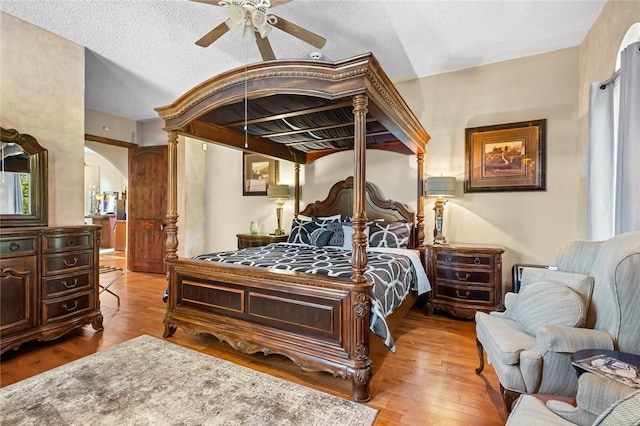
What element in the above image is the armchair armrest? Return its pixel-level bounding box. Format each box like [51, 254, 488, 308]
[546, 373, 635, 424]
[537, 325, 614, 353]
[490, 292, 518, 319]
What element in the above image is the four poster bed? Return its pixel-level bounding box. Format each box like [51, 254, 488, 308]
[155, 53, 431, 401]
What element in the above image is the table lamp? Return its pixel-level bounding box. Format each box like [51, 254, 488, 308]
[267, 184, 290, 236]
[425, 176, 456, 244]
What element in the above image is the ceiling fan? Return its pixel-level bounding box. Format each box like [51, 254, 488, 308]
[191, 0, 326, 61]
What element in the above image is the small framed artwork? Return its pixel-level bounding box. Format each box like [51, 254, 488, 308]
[243, 153, 279, 196]
[464, 119, 546, 193]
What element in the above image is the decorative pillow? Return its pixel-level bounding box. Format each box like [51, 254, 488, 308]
[288, 219, 320, 245]
[295, 214, 341, 223]
[310, 229, 333, 248]
[368, 221, 412, 249]
[326, 222, 345, 247]
[520, 269, 594, 313]
[341, 225, 369, 250]
[515, 281, 587, 336]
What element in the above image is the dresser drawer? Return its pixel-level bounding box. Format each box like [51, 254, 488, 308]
[42, 292, 93, 324]
[0, 237, 38, 257]
[42, 250, 93, 276]
[43, 271, 93, 298]
[435, 284, 493, 304]
[435, 252, 493, 268]
[435, 267, 492, 285]
[42, 233, 93, 253]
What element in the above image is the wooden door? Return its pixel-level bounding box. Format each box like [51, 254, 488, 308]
[128, 145, 167, 273]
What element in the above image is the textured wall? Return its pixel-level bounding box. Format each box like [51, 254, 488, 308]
[1, 12, 85, 226]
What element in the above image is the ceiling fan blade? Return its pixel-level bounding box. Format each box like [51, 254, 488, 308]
[190, 0, 222, 5]
[270, 0, 294, 7]
[270, 16, 326, 49]
[256, 36, 276, 61]
[195, 21, 230, 47]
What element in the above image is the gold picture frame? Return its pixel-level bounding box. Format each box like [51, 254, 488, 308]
[464, 119, 546, 193]
[242, 153, 279, 196]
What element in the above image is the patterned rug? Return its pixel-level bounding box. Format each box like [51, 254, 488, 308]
[0, 335, 378, 426]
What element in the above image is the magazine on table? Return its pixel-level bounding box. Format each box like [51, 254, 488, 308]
[572, 354, 640, 389]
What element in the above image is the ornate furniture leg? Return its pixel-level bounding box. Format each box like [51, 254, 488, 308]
[351, 366, 372, 402]
[476, 337, 485, 374]
[163, 322, 177, 338]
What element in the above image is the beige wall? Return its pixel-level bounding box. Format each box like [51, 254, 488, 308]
[396, 48, 581, 281]
[0, 12, 85, 226]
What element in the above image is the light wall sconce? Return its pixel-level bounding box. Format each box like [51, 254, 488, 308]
[425, 176, 456, 244]
[267, 183, 290, 236]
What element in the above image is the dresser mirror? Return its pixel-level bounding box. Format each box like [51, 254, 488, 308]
[0, 127, 48, 227]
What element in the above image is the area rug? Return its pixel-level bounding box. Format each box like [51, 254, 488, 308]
[0, 335, 377, 426]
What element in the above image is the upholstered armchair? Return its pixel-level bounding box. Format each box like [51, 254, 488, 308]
[475, 231, 640, 410]
[506, 373, 639, 425]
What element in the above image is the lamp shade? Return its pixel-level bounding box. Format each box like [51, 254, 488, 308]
[426, 176, 456, 197]
[267, 184, 290, 199]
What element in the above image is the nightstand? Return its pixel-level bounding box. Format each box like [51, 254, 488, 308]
[236, 233, 288, 249]
[425, 243, 504, 319]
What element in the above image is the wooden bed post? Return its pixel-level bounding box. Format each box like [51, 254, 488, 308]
[165, 130, 179, 260]
[294, 163, 300, 217]
[350, 93, 372, 402]
[416, 152, 425, 248]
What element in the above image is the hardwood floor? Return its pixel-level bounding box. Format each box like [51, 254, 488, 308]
[0, 251, 506, 425]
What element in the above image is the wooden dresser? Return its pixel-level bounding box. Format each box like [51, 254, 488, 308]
[425, 243, 504, 319]
[236, 233, 289, 249]
[0, 225, 104, 354]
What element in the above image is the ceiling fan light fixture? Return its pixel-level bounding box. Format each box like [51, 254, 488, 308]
[251, 9, 271, 38]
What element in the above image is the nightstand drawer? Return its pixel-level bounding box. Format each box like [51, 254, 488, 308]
[42, 250, 93, 276]
[435, 252, 493, 268]
[236, 234, 288, 249]
[43, 271, 93, 298]
[435, 267, 492, 284]
[42, 292, 93, 323]
[435, 284, 493, 304]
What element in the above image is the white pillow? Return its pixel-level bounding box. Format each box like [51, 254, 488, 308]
[515, 281, 587, 336]
[520, 269, 594, 313]
[341, 225, 369, 250]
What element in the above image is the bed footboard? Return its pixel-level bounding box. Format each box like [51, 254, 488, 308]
[163, 257, 374, 402]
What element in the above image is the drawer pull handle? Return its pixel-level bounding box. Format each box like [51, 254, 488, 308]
[9, 242, 20, 252]
[474, 257, 481, 265]
[456, 290, 470, 299]
[63, 257, 79, 267]
[455, 272, 470, 281]
[66, 240, 76, 247]
[62, 300, 79, 312]
[446, 256, 453, 263]
[62, 279, 78, 289]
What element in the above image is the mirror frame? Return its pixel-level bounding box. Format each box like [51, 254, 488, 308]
[1, 127, 48, 227]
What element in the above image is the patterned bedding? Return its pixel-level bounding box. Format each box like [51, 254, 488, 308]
[194, 243, 430, 351]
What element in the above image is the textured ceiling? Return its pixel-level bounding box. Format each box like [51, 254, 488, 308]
[1, 0, 606, 122]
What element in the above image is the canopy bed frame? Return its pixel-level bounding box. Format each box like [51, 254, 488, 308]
[155, 53, 430, 401]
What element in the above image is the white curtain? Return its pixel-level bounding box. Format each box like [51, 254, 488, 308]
[588, 41, 640, 239]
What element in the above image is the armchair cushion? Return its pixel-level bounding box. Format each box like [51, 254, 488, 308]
[515, 282, 588, 336]
[520, 269, 595, 311]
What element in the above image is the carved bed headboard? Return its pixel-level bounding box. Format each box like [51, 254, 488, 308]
[299, 177, 418, 248]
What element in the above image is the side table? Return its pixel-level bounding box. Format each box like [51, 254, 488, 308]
[236, 233, 288, 249]
[572, 349, 640, 389]
[425, 243, 504, 319]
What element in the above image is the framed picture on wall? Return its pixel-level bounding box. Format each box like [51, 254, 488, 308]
[242, 153, 279, 196]
[464, 119, 546, 193]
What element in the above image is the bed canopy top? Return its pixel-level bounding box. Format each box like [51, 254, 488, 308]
[155, 53, 430, 163]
